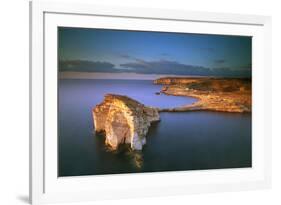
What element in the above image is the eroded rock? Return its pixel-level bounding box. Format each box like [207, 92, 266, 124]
[155, 77, 252, 113]
[93, 94, 160, 150]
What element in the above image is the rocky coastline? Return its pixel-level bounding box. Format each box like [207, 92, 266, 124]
[93, 77, 251, 152]
[154, 77, 252, 113]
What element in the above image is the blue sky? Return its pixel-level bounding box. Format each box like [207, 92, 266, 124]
[58, 27, 252, 77]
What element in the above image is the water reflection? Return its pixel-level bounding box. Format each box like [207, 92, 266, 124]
[95, 131, 144, 169]
[128, 150, 143, 169]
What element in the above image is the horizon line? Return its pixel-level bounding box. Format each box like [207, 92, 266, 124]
[59, 71, 211, 80]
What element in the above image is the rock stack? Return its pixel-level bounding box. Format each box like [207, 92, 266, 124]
[93, 94, 160, 150]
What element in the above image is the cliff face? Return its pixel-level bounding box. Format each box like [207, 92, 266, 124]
[93, 94, 160, 150]
[155, 77, 252, 113]
[154, 77, 251, 91]
[154, 77, 199, 85]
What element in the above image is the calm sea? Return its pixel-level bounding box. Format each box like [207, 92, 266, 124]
[58, 79, 251, 176]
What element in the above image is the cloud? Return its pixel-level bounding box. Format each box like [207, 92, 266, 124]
[59, 60, 129, 73]
[119, 54, 147, 64]
[120, 59, 213, 76]
[214, 59, 226, 64]
[120, 59, 251, 77]
[119, 54, 131, 59]
[59, 59, 251, 77]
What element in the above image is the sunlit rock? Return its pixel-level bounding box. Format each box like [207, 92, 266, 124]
[155, 77, 252, 113]
[93, 94, 160, 150]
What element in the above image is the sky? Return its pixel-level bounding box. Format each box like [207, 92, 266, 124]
[58, 27, 252, 78]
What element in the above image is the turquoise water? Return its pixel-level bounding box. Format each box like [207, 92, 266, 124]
[58, 79, 251, 176]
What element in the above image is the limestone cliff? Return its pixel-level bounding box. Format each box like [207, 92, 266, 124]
[154, 77, 200, 85]
[155, 77, 252, 113]
[93, 94, 160, 150]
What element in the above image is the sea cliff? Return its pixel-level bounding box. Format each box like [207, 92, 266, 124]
[93, 94, 160, 150]
[154, 77, 251, 113]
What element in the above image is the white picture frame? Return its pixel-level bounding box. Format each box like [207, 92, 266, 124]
[30, 1, 272, 204]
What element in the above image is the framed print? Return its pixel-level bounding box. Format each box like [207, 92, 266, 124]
[30, 1, 272, 204]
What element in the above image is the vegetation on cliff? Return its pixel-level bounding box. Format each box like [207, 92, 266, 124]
[154, 77, 251, 113]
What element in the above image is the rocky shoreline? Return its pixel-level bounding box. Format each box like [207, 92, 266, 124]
[93, 77, 251, 151]
[154, 77, 251, 113]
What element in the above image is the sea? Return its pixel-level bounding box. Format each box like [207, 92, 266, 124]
[58, 79, 252, 176]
